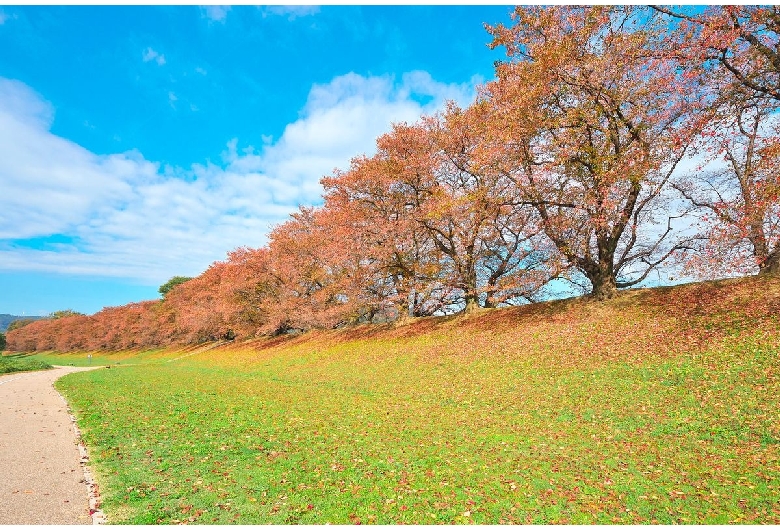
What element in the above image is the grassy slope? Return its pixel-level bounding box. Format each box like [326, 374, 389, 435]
[42, 275, 780, 524]
[0, 353, 52, 374]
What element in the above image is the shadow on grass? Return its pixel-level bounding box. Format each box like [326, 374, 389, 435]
[0, 354, 53, 374]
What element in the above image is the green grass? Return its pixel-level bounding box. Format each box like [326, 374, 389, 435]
[30, 347, 170, 368]
[0, 353, 52, 374]
[40, 277, 780, 523]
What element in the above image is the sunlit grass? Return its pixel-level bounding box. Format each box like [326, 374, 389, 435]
[47, 276, 780, 523]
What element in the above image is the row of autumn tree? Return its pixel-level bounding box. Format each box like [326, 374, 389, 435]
[6, 6, 780, 351]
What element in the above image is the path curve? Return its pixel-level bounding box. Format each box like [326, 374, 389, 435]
[0, 365, 102, 525]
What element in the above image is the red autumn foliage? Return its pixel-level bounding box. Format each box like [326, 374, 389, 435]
[652, 6, 780, 103]
[323, 102, 561, 314]
[653, 6, 780, 277]
[674, 97, 780, 277]
[484, 6, 702, 300]
[263, 207, 376, 333]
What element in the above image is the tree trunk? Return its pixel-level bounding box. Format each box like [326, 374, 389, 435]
[464, 294, 480, 314]
[589, 273, 618, 301]
[584, 249, 619, 301]
[750, 227, 778, 275]
[394, 302, 412, 323]
[758, 249, 780, 275]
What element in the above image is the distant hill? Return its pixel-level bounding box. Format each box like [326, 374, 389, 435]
[0, 314, 44, 333]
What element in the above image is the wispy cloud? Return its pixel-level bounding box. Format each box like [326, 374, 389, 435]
[0, 8, 16, 25]
[200, 5, 230, 22]
[142, 47, 166, 66]
[261, 5, 320, 20]
[0, 72, 482, 283]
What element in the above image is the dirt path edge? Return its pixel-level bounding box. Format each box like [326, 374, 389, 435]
[52, 366, 106, 525]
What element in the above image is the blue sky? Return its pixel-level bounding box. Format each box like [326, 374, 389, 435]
[0, 5, 515, 316]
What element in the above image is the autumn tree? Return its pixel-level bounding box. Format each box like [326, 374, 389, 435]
[323, 145, 455, 320]
[5, 315, 89, 352]
[263, 207, 382, 333]
[306, 202, 405, 323]
[52, 314, 91, 351]
[166, 246, 282, 340]
[324, 184, 437, 321]
[425, 102, 563, 309]
[163, 263, 234, 343]
[323, 102, 561, 315]
[652, 6, 780, 276]
[5, 320, 38, 351]
[651, 5, 780, 103]
[215, 247, 280, 337]
[484, 6, 699, 300]
[673, 95, 780, 276]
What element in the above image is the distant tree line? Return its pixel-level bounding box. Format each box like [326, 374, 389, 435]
[6, 6, 779, 351]
[0, 314, 43, 333]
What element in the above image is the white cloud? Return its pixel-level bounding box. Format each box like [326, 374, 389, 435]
[195, 66, 207, 76]
[0, 72, 481, 284]
[201, 5, 230, 22]
[0, 79, 144, 240]
[142, 47, 166, 66]
[256, 71, 481, 203]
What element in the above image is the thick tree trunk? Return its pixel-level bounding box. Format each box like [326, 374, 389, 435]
[394, 302, 412, 323]
[589, 273, 618, 301]
[758, 249, 780, 275]
[751, 228, 777, 275]
[584, 248, 619, 301]
[464, 294, 480, 314]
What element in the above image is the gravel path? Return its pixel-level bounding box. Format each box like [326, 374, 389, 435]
[0, 366, 102, 525]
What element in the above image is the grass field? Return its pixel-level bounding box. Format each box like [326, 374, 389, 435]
[34, 275, 780, 524]
[0, 353, 52, 374]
